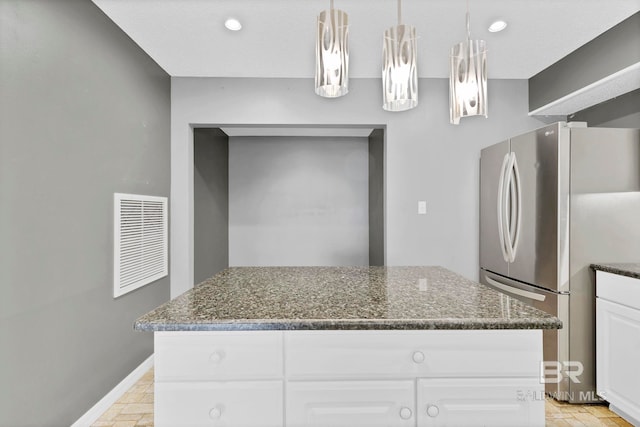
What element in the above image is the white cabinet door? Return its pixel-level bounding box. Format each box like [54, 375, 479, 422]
[286, 380, 415, 427]
[596, 298, 640, 421]
[155, 381, 283, 427]
[417, 378, 544, 427]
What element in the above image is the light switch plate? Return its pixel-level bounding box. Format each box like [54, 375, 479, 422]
[418, 201, 427, 215]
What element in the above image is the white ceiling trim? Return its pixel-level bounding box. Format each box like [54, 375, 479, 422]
[528, 62, 640, 116]
[219, 126, 376, 137]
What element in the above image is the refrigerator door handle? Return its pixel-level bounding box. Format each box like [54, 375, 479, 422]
[509, 153, 522, 262]
[497, 153, 510, 262]
[484, 275, 546, 301]
[503, 153, 516, 262]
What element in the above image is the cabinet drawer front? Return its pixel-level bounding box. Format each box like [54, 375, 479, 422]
[155, 381, 283, 427]
[286, 380, 415, 427]
[596, 271, 640, 310]
[417, 378, 544, 427]
[286, 330, 541, 379]
[155, 331, 283, 381]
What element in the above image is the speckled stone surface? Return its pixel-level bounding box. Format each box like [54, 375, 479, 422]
[591, 263, 640, 279]
[135, 266, 562, 331]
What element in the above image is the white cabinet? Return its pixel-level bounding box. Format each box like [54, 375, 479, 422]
[155, 381, 283, 427]
[154, 331, 284, 427]
[596, 271, 640, 425]
[285, 330, 540, 379]
[286, 380, 415, 426]
[417, 378, 544, 427]
[154, 329, 544, 427]
[154, 330, 283, 381]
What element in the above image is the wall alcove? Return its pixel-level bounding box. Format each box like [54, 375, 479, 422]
[193, 126, 386, 285]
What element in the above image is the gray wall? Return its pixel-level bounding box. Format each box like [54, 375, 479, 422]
[228, 136, 369, 266]
[171, 77, 547, 296]
[529, 12, 640, 112]
[0, 1, 170, 425]
[570, 89, 640, 128]
[194, 128, 229, 284]
[368, 129, 385, 266]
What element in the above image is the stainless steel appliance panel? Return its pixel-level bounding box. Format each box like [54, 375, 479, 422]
[507, 123, 561, 292]
[480, 269, 568, 397]
[479, 140, 510, 278]
[566, 127, 640, 403]
[479, 124, 640, 403]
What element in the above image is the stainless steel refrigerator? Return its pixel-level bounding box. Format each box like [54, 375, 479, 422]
[479, 122, 640, 403]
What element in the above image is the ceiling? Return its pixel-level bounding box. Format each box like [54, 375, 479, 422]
[92, 0, 639, 79]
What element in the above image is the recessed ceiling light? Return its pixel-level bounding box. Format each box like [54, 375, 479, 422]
[488, 20, 508, 33]
[225, 18, 242, 31]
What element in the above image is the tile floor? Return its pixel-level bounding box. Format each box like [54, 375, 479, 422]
[545, 397, 634, 427]
[92, 367, 634, 427]
[91, 368, 154, 427]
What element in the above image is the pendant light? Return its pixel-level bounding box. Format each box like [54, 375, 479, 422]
[382, 0, 418, 111]
[315, 0, 349, 98]
[449, 4, 487, 124]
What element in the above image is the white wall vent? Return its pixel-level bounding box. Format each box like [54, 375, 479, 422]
[114, 193, 168, 298]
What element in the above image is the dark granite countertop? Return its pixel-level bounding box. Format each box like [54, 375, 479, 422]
[135, 266, 562, 331]
[591, 263, 640, 280]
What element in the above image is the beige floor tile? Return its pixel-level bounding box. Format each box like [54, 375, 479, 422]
[120, 403, 154, 415]
[91, 422, 114, 427]
[138, 372, 153, 382]
[112, 421, 137, 427]
[546, 403, 565, 415]
[117, 393, 144, 404]
[138, 393, 154, 404]
[114, 413, 143, 421]
[573, 412, 612, 426]
[127, 385, 149, 394]
[586, 405, 622, 418]
[547, 413, 585, 419]
[135, 418, 154, 426]
[608, 417, 635, 427]
[555, 405, 591, 413]
[563, 418, 589, 427]
[95, 408, 123, 422]
[547, 419, 578, 427]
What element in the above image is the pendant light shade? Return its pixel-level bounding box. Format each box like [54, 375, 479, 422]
[382, 0, 418, 111]
[315, 1, 349, 98]
[450, 12, 487, 124]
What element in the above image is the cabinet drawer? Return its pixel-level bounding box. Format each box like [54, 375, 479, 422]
[155, 331, 283, 381]
[596, 271, 640, 310]
[286, 330, 541, 379]
[417, 378, 544, 427]
[286, 380, 415, 427]
[155, 381, 283, 427]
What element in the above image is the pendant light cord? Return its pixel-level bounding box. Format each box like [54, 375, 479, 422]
[397, 0, 402, 26]
[466, 0, 471, 39]
[330, 0, 334, 10]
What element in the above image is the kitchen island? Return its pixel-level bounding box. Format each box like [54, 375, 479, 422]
[136, 266, 561, 427]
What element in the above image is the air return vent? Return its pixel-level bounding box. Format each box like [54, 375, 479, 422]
[114, 193, 168, 298]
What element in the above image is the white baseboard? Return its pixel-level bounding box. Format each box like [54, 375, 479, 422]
[609, 403, 640, 427]
[71, 354, 154, 427]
